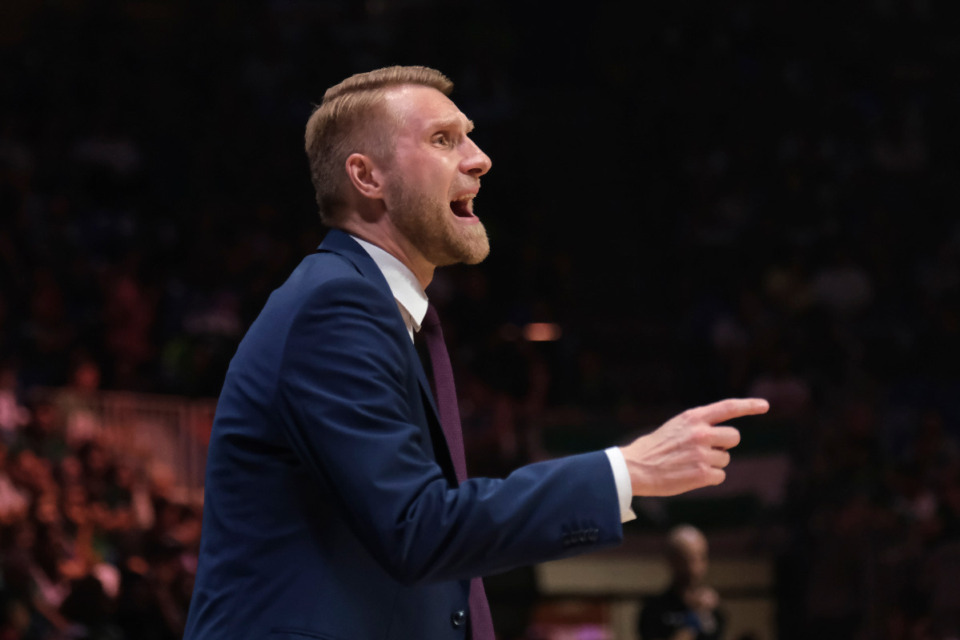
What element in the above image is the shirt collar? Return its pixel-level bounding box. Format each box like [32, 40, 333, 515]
[351, 236, 428, 340]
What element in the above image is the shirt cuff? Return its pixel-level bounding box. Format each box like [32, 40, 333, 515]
[604, 447, 637, 523]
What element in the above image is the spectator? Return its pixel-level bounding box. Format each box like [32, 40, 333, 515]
[639, 525, 725, 640]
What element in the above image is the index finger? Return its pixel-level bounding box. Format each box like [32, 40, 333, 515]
[694, 398, 769, 424]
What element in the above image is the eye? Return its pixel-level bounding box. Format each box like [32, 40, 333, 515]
[432, 132, 452, 147]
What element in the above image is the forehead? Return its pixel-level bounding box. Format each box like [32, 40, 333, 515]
[382, 85, 472, 134]
[671, 530, 707, 555]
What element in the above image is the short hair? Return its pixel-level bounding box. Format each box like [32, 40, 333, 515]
[304, 66, 454, 224]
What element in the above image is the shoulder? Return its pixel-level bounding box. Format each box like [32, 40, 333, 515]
[232, 248, 403, 374]
[267, 249, 394, 318]
[643, 589, 684, 609]
[273, 252, 409, 366]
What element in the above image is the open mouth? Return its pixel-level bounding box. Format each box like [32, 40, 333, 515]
[450, 195, 476, 219]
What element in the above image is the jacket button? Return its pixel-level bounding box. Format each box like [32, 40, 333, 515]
[451, 609, 467, 629]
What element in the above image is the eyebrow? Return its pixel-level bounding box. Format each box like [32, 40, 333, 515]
[429, 116, 475, 133]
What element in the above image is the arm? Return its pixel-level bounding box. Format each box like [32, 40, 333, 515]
[276, 277, 622, 584]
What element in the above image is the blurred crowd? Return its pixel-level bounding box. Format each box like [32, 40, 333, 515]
[2, 1, 960, 638]
[0, 364, 200, 640]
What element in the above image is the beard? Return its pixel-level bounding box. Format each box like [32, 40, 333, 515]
[387, 184, 490, 267]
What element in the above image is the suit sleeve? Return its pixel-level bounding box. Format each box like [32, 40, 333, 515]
[274, 276, 623, 585]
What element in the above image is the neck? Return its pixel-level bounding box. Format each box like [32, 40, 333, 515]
[336, 217, 435, 290]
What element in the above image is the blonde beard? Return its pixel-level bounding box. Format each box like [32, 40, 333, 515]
[388, 186, 490, 267]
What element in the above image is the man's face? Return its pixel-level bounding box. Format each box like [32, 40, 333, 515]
[379, 85, 492, 267]
[670, 531, 709, 586]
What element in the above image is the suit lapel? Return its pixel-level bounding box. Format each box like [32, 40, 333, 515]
[316, 230, 457, 483]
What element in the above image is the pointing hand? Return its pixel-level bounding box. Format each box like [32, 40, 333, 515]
[619, 398, 769, 496]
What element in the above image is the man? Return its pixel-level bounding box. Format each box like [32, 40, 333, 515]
[182, 66, 768, 640]
[639, 525, 725, 640]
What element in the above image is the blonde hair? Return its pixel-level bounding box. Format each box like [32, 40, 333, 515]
[304, 66, 454, 223]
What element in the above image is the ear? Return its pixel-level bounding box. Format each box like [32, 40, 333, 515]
[345, 153, 385, 200]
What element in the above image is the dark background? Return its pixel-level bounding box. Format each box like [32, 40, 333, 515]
[1, 1, 959, 639]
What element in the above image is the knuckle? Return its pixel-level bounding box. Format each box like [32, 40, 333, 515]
[691, 426, 711, 445]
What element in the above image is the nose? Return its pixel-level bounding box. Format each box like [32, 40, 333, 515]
[461, 138, 492, 177]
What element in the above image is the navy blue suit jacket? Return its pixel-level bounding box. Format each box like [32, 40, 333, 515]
[183, 230, 623, 640]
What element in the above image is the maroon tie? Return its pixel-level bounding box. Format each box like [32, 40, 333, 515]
[420, 304, 496, 640]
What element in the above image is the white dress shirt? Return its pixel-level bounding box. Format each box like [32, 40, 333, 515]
[353, 236, 636, 523]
